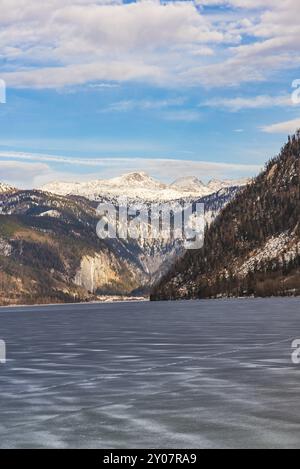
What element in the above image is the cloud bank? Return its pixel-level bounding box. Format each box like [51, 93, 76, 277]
[0, 151, 261, 187]
[1, 1, 300, 89]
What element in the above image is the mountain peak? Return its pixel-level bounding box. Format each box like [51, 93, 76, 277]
[170, 176, 207, 193]
[0, 182, 15, 194]
[107, 172, 166, 189]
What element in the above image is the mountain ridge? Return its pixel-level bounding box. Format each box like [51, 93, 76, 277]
[40, 171, 250, 202]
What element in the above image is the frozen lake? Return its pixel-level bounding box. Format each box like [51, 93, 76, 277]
[0, 297, 300, 448]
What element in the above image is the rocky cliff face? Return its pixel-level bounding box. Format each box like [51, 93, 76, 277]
[74, 251, 142, 294]
[75, 253, 118, 293]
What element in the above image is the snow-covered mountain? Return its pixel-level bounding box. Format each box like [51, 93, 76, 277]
[0, 183, 242, 303]
[41, 172, 249, 201]
[108, 171, 165, 190]
[170, 176, 210, 194]
[0, 183, 14, 194]
[0, 171, 250, 304]
[207, 178, 251, 193]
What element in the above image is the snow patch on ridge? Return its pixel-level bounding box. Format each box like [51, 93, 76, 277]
[38, 210, 61, 218]
[238, 233, 300, 277]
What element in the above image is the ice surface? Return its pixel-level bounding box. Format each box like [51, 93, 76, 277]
[0, 298, 300, 448]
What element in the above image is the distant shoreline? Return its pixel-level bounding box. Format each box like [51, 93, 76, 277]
[2, 295, 300, 311]
[0, 296, 149, 310]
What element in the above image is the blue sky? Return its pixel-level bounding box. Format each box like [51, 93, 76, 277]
[0, 0, 300, 187]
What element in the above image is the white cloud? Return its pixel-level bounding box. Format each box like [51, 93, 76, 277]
[203, 94, 292, 111]
[2, 62, 166, 89]
[0, 1, 224, 88]
[0, 1, 299, 89]
[98, 97, 201, 121]
[88, 82, 121, 89]
[197, 1, 283, 8]
[261, 117, 300, 134]
[0, 160, 50, 187]
[0, 151, 261, 187]
[102, 97, 186, 112]
[0, 138, 163, 153]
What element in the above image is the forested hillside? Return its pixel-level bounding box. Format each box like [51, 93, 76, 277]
[151, 132, 300, 300]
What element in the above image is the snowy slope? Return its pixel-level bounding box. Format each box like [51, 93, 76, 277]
[170, 176, 209, 194]
[207, 178, 251, 193]
[237, 233, 300, 278]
